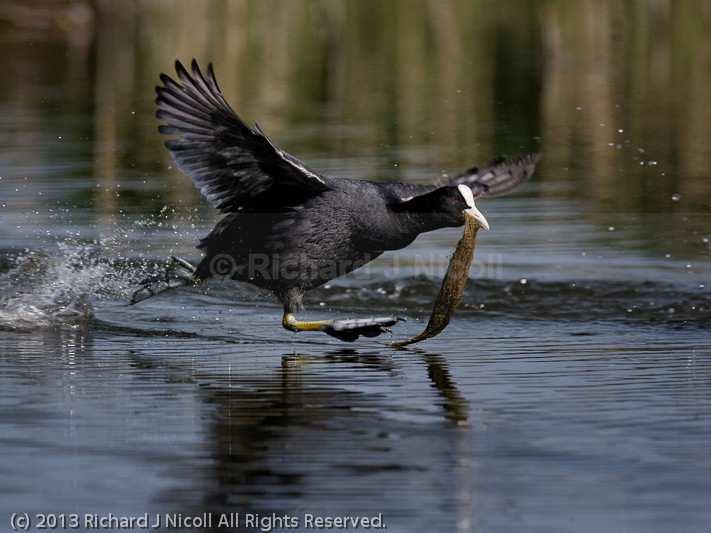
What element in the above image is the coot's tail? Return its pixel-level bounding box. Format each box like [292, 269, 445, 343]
[450, 153, 540, 198]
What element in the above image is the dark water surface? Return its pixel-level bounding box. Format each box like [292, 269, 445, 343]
[1, 2, 711, 532]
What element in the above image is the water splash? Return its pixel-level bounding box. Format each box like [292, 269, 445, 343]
[0, 240, 153, 330]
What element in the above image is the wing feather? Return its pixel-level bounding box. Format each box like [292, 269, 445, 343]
[450, 154, 540, 198]
[157, 59, 330, 212]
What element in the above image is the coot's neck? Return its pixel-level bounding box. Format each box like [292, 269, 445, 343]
[375, 210, 459, 253]
[395, 189, 460, 231]
[388, 186, 461, 236]
[397, 210, 457, 235]
[378, 186, 463, 250]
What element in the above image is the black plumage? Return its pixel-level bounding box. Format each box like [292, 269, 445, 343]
[148, 60, 539, 339]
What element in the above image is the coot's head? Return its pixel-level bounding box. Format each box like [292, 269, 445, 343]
[397, 185, 490, 230]
[455, 184, 490, 230]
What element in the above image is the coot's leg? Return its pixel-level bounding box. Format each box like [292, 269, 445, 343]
[279, 288, 403, 341]
[281, 313, 404, 342]
[130, 256, 198, 305]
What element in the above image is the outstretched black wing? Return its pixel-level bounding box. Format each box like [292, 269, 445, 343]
[156, 60, 331, 212]
[450, 154, 540, 198]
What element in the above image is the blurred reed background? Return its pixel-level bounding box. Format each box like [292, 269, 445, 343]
[1, 0, 710, 222]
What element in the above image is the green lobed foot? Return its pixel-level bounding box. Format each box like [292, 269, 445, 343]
[324, 316, 404, 342]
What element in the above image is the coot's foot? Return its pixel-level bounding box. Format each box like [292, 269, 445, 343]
[324, 316, 404, 342]
[282, 313, 404, 342]
[129, 256, 196, 305]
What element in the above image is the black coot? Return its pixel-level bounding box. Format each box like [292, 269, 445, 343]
[131, 60, 539, 342]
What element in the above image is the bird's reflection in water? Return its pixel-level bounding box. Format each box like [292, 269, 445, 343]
[280, 348, 397, 375]
[162, 348, 472, 532]
[281, 349, 469, 425]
